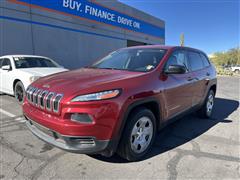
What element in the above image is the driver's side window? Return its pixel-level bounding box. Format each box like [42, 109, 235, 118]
[0, 59, 3, 68]
[165, 50, 189, 72]
[2, 58, 12, 67]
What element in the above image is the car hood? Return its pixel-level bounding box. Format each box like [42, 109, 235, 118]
[18, 67, 68, 76]
[32, 68, 145, 96]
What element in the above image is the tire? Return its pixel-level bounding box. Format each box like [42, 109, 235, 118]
[117, 108, 157, 161]
[198, 90, 215, 118]
[234, 69, 240, 74]
[14, 81, 25, 104]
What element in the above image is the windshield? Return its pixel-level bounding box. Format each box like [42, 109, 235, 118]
[14, 57, 59, 69]
[90, 48, 167, 72]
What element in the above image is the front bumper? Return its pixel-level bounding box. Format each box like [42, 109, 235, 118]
[25, 116, 109, 154]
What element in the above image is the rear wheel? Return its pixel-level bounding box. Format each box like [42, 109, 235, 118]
[118, 108, 156, 161]
[198, 90, 215, 118]
[14, 81, 25, 104]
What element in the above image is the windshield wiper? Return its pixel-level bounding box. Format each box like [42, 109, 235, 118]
[97, 67, 121, 70]
[86, 67, 132, 72]
[84, 66, 98, 69]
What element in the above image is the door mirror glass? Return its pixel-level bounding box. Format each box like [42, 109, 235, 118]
[2, 65, 11, 71]
[165, 65, 186, 74]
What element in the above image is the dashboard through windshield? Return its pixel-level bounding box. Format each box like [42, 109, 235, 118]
[14, 57, 59, 69]
[90, 48, 167, 72]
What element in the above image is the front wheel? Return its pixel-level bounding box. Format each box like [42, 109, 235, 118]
[198, 90, 215, 118]
[234, 69, 240, 74]
[14, 81, 25, 104]
[117, 108, 156, 161]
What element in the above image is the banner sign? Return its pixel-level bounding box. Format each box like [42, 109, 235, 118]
[15, 0, 165, 38]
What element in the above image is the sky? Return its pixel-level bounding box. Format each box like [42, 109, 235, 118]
[119, 0, 239, 54]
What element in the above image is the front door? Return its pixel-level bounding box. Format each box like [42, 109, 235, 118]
[161, 50, 194, 120]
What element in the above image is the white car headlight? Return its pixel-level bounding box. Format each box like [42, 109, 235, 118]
[71, 89, 121, 102]
[29, 76, 41, 83]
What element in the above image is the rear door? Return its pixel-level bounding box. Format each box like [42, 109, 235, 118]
[187, 51, 210, 106]
[162, 49, 194, 119]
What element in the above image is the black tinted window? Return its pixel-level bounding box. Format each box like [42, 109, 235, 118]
[0, 59, 3, 68]
[14, 57, 58, 69]
[200, 53, 210, 67]
[188, 52, 204, 71]
[165, 50, 189, 71]
[2, 58, 11, 67]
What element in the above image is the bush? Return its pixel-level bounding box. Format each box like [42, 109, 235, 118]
[210, 47, 240, 67]
[216, 66, 234, 76]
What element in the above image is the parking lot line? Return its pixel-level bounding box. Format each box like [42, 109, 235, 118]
[0, 108, 16, 118]
[15, 117, 26, 123]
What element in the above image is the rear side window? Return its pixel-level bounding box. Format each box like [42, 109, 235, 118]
[200, 53, 210, 67]
[188, 51, 204, 71]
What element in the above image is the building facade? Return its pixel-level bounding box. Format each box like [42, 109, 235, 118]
[0, 0, 165, 69]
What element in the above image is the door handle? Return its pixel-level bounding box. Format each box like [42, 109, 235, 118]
[206, 72, 210, 76]
[188, 76, 199, 81]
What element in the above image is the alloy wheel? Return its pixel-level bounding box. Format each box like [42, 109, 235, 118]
[206, 93, 214, 114]
[15, 85, 24, 103]
[130, 116, 153, 154]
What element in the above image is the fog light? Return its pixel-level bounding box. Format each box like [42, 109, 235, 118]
[70, 113, 93, 124]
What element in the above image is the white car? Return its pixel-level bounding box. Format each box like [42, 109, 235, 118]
[0, 55, 68, 103]
[231, 65, 240, 73]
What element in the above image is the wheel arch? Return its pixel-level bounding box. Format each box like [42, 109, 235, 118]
[126, 100, 161, 130]
[13, 79, 24, 94]
[106, 97, 162, 156]
[209, 84, 217, 95]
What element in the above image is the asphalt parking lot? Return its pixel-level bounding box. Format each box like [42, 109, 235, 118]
[0, 76, 239, 180]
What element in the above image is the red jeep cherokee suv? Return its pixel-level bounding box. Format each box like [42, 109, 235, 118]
[23, 46, 217, 161]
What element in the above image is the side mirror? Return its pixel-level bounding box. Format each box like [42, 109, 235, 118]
[165, 65, 186, 74]
[2, 65, 11, 71]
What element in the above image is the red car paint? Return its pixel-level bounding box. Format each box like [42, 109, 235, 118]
[23, 45, 217, 157]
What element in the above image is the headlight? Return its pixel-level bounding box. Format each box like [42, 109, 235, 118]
[71, 89, 121, 102]
[29, 76, 41, 83]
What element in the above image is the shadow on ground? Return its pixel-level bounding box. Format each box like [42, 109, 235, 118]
[90, 98, 239, 163]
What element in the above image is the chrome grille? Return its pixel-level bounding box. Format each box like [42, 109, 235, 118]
[30, 87, 36, 103]
[33, 89, 41, 105]
[46, 92, 55, 111]
[53, 94, 63, 113]
[26, 86, 63, 114]
[39, 90, 48, 109]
